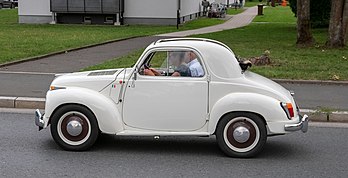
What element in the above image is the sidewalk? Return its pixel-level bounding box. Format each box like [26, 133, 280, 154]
[0, 36, 164, 73]
[158, 6, 258, 37]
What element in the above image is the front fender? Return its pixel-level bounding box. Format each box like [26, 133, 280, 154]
[208, 93, 288, 134]
[44, 87, 123, 134]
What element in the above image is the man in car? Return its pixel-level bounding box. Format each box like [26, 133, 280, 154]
[144, 52, 191, 77]
[185, 52, 204, 77]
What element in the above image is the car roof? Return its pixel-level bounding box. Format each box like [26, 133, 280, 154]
[153, 38, 233, 52]
[148, 38, 242, 79]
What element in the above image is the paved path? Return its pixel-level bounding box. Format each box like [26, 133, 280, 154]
[0, 7, 258, 73]
[1, 110, 348, 177]
[0, 36, 164, 73]
[158, 6, 257, 37]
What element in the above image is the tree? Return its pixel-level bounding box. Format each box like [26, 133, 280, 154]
[326, 0, 348, 47]
[296, 0, 314, 46]
[289, 0, 331, 28]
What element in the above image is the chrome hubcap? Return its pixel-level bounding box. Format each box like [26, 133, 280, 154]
[66, 120, 83, 136]
[233, 126, 250, 143]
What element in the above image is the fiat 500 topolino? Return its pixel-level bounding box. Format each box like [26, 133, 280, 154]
[35, 38, 308, 157]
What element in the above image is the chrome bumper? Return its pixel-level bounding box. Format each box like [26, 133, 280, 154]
[284, 114, 309, 133]
[35, 109, 45, 131]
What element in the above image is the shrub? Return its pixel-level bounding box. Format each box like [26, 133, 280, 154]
[289, 0, 331, 28]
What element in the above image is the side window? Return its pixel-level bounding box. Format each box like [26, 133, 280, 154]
[139, 50, 205, 77]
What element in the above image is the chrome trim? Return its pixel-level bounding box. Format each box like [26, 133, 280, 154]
[290, 90, 295, 96]
[233, 126, 250, 143]
[35, 109, 45, 131]
[280, 102, 291, 120]
[285, 114, 309, 133]
[67, 120, 83, 136]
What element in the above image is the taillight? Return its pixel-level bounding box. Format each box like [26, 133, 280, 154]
[286, 103, 294, 117]
[281, 102, 295, 119]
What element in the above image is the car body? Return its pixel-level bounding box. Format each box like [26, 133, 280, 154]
[0, 0, 16, 9]
[35, 38, 308, 157]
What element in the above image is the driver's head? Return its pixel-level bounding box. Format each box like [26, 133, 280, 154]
[184, 51, 197, 63]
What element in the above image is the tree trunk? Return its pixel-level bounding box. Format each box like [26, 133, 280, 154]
[343, 0, 348, 44]
[327, 0, 347, 47]
[296, 0, 314, 46]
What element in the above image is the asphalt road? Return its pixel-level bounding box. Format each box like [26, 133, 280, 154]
[0, 109, 347, 177]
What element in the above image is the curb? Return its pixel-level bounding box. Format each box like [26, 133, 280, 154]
[272, 79, 348, 86]
[301, 109, 348, 123]
[0, 96, 347, 122]
[0, 36, 140, 69]
[0, 96, 45, 109]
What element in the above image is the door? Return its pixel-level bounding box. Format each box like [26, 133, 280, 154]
[122, 50, 208, 131]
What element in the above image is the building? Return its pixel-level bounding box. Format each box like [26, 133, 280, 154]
[18, 0, 206, 25]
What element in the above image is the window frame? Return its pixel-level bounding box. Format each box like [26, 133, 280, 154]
[136, 47, 207, 79]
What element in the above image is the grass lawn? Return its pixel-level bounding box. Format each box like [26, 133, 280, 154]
[227, 1, 265, 15]
[196, 6, 348, 80]
[0, 9, 223, 65]
[244, 1, 265, 7]
[82, 48, 144, 71]
[84, 6, 348, 81]
[227, 8, 245, 15]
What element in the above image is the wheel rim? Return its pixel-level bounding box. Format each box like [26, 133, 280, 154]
[57, 111, 91, 146]
[223, 117, 260, 153]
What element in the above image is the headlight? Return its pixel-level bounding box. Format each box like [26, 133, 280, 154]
[281, 102, 294, 119]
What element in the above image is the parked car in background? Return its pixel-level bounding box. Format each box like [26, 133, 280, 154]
[35, 38, 308, 158]
[0, 0, 16, 9]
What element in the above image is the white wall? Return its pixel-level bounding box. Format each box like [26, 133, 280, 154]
[18, 0, 205, 24]
[180, 0, 201, 17]
[124, 0, 178, 18]
[18, 0, 51, 16]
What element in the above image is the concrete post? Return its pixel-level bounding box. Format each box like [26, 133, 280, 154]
[114, 13, 121, 26]
[50, 12, 56, 24]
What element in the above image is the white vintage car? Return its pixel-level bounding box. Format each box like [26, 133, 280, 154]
[35, 38, 308, 157]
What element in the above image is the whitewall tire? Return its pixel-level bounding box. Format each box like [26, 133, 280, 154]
[216, 112, 267, 158]
[50, 105, 99, 151]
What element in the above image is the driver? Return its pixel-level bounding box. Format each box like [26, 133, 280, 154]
[184, 51, 204, 77]
[144, 52, 191, 77]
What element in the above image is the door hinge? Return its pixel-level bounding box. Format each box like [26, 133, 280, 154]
[207, 74, 211, 82]
[206, 113, 210, 121]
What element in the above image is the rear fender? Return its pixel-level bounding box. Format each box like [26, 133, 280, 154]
[209, 93, 288, 134]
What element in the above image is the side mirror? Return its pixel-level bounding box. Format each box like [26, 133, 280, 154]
[239, 60, 252, 72]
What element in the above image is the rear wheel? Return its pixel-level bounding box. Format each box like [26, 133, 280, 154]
[50, 105, 99, 151]
[216, 112, 267, 158]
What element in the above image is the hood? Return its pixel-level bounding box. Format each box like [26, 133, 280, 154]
[243, 71, 294, 103]
[51, 69, 122, 92]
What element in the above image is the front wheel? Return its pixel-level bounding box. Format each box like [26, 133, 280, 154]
[50, 105, 99, 151]
[216, 112, 267, 158]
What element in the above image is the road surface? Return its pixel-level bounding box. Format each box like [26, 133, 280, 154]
[0, 109, 347, 177]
